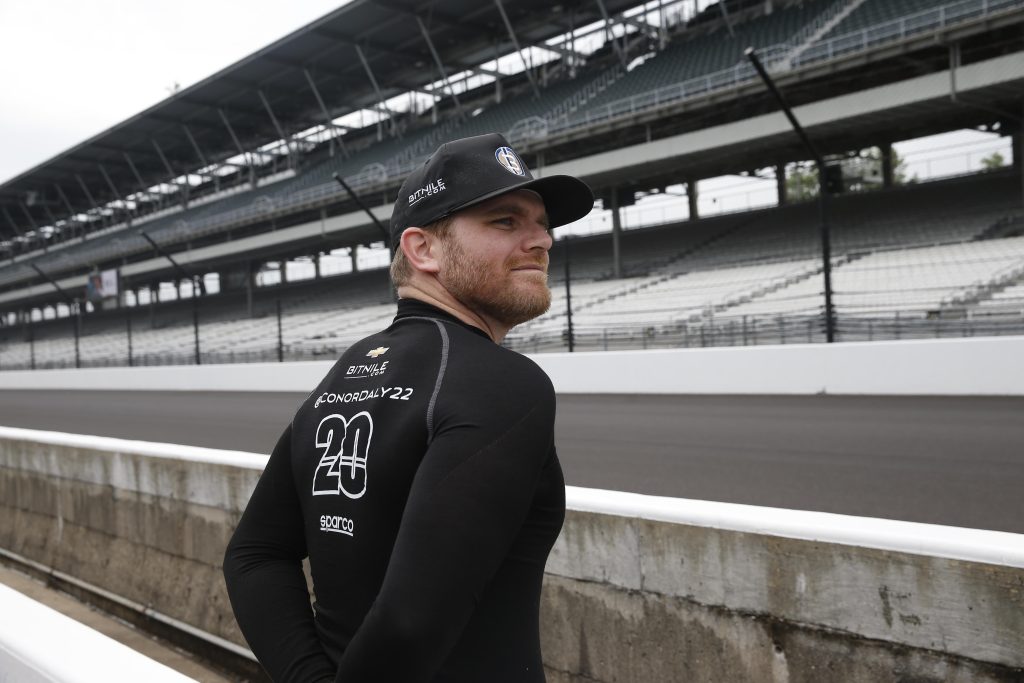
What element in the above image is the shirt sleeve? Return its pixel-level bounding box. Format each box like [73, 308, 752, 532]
[223, 424, 336, 683]
[331, 377, 557, 682]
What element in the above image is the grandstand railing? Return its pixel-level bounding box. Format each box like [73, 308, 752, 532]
[794, 0, 1023, 64]
[547, 0, 1020, 134]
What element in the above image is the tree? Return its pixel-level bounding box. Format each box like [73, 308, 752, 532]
[785, 147, 912, 200]
[980, 151, 1005, 171]
[785, 161, 819, 201]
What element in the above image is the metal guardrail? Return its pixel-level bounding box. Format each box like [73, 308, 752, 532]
[4, 306, 1024, 371]
[544, 0, 1022, 134]
[794, 0, 1022, 65]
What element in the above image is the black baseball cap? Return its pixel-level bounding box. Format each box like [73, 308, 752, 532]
[389, 133, 594, 248]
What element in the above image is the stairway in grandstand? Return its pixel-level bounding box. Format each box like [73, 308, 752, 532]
[782, 0, 870, 67]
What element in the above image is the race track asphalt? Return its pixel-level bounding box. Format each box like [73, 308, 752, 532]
[1, 390, 1021, 533]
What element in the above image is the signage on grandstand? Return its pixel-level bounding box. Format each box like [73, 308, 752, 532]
[85, 269, 119, 302]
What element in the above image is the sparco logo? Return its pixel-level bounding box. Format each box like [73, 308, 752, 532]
[320, 514, 355, 536]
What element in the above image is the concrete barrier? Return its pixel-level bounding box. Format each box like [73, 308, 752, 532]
[0, 582, 197, 683]
[1, 336, 1022, 395]
[1, 427, 1022, 682]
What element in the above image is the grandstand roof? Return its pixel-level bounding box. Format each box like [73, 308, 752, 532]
[0, 0, 641, 242]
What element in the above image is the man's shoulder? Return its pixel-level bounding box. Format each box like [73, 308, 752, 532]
[443, 328, 555, 403]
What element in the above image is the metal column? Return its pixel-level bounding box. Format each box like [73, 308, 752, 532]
[258, 90, 295, 163]
[74, 174, 103, 226]
[594, 0, 628, 68]
[417, 16, 465, 119]
[151, 139, 188, 206]
[97, 164, 128, 223]
[746, 48, 836, 343]
[354, 45, 397, 135]
[304, 68, 349, 157]
[493, 0, 541, 98]
[218, 109, 254, 186]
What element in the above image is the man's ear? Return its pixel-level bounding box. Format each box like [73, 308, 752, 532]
[400, 227, 441, 274]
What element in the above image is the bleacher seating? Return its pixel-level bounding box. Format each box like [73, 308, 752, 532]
[568, 0, 845, 124]
[818, 0, 953, 41]
[3, 170, 1021, 365]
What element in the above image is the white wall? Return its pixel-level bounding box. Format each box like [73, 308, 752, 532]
[0, 336, 1021, 395]
[0, 582, 197, 683]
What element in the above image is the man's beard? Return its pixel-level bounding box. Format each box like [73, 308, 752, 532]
[439, 235, 551, 329]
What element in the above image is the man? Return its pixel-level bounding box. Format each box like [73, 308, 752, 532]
[223, 132, 594, 682]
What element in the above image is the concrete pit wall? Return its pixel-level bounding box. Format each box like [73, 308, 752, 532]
[1, 336, 1023, 396]
[1, 428, 1022, 682]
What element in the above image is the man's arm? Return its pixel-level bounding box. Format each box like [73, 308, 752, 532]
[332, 381, 557, 682]
[223, 425, 336, 682]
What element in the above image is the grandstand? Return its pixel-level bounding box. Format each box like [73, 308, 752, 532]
[1, 0, 1022, 369]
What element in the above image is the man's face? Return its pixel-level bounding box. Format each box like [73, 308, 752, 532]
[436, 189, 553, 329]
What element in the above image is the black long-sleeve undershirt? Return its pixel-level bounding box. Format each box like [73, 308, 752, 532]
[224, 299, 565, 682]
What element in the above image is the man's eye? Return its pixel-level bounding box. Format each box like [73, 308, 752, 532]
[493, 217, 514, 227]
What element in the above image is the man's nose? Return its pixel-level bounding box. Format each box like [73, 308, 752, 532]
[526, 221, 553, 252]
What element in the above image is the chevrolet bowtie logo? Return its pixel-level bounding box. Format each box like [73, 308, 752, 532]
[366, 347, 389, 358]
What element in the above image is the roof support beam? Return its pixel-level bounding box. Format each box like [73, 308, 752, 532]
[493, 0, 541, 99]
[217, 109, 251, 171]
[97, 164, 128, 219]
[258, 90, 295, 157]
[40, 202, 68, 242]
[19, 203, 43, 249]
[304, 68, 349, 157]
[151, 139, 190, 205]
[180, 125, 219, 181]
[594, 0, 629, 69]
[2, 206, 23, 237]
[354, 45, 398, 136]
[182, 125, 209, 169]
[122, 153, 160, 202]
[18, 203, 39, 232]
[416, 15, 464, 119]
[74, 174, 103, 223]
[54, 185, 79, 229]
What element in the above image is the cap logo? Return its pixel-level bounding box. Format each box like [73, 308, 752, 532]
[495, 147, 526, 177]
[408, 177, 446, 206]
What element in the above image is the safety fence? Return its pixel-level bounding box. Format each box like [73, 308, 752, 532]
[3, 305, 1024, 371]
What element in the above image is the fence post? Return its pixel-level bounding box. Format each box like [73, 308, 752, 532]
[29, 319, 35, 370]
[277, 299, 284, 362]
[778, 315, 786, 344]
[742, 315, 748, 345]
[894, 311, 901, 340]
[193, 300, 201, 365]
[126, 313, 133, 367]
[73, 304, 81, 369]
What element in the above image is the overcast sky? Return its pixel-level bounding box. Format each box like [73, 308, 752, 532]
[0, 0, 348, 184]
